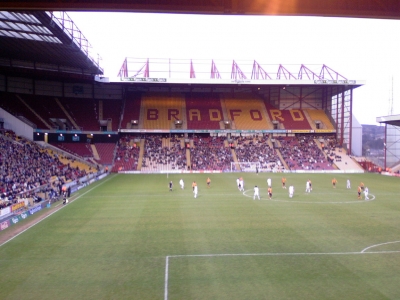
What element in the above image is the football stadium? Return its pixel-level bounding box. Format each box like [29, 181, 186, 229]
[1, 2, 400, 300]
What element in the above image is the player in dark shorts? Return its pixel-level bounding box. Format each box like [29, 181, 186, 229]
[332, 178, 337, 188]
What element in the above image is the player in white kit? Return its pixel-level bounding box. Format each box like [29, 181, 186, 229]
[289, 185, 294, 198]
[253, 185, 260, 200]
[179, 179, 184, 189]
[267, 178, 272, 187]
[239, 177, 244, 192]
[306, 180, 311, 193]
[364, 187, 369, 200]
[347, 179, 351, 189]
[193, 185, 198, 198]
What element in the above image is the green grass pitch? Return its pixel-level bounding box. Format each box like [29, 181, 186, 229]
[1, 172, 400, 299]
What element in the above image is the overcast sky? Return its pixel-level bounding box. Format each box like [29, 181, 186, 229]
[67, 12, 400, 125]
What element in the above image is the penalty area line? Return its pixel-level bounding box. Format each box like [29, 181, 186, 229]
[164, 248, 400, 299]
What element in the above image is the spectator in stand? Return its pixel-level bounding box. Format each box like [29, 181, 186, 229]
[0, 131, 88, 204]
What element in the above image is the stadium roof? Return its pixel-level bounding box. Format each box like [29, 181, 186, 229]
[100, 58, 364, 88]
[376, 115, 400, 127]
[1, 0, 400, 20]
[0, 11, 102, 77]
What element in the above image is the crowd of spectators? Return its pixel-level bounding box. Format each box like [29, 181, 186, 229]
[190, 135, 232, 171]
[277, 135, 334, 170]
[114, 135, 141, 171]
[0, 130, 88, 209]
[234, 135, 284, 172]
[142, 134, 187, 171]
[321, 138, 342, 164]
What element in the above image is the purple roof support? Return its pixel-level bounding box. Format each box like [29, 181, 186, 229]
[251, 60, 272, 80]
[319, 64, 347, 80]
[117, 58, 128, 77]
[231, 60, 247, 80]
[277, 64, 297, 80]
[298, 64, 321, 80]
[210, 60, 221, 79]
[130, 58, 149, 78]
[144, 58, 149, 78]
[190, 59, 196, 78]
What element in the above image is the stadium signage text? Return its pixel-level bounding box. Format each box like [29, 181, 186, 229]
[123, 77, 167, 82]
[0, 220, 10, 231]
[314, 80, 356, 84]
[11, 202, 25, 212]
[29, 205, 42, 215]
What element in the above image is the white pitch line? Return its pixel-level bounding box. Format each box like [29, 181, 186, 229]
[164, 256, 170, 300]
[164, 248, 400, 299]
[168, 250, 400, 259]
[242, 189, 375, 203]
[361, 241, 400, 253]
[0, 174, 115, 248]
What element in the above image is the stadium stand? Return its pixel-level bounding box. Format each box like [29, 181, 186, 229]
[142, 93, 184, 129]
[223, 95, 272, 130]
[22, 94, 68, 122]
[99, 99, 123, 131]
[186, 93, 223, 129]
[113, 135, 141, 172]
[141, 134, 187, 172]
[50, 142, 93, 158]
[305, 109, 335, 130]
[58, 97, 99, 131]
[266, 108, 312, 130]
[94, 143, 116, 165]
[0, 92, 49, 129]
[235, 135, 284, 171]
[190, 135, 232, 171]
[276, 135, 335, 170]
[120, 92, 142, 129]
[0, 131, 90, 208]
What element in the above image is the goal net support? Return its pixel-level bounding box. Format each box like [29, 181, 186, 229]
[231, 162, 261, 172]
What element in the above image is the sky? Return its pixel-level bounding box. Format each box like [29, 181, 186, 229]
[67, 12, 400, 125]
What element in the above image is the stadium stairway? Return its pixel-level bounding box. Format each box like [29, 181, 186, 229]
[305, 109, 335, 130]
[186, 148, 191, 169]
[180, 97, 188, 129]
[137, 139, 145, 170]
[98, 100, 103, 120]
[260, 101, 274, 129]
[303, 110, 317, 130]
[332, 148, 364, 171]
[45, 148, 95, 173]
[314, 138, 338, 170]
[90, 144, 100, 160]
[55, 98, 80, 130]
[16, 95, 52, 129]
[219, 94, 230, 124]
[314, 139, 326, 154]
[275, 148, 289, 170]
[230, 148, 240, 171]
[267, 138, 274, 148]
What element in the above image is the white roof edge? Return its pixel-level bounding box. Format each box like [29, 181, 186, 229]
[376, 114, 400, 123]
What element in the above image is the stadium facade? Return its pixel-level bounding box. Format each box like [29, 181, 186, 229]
[0, 10, 367, 174]
[376, 114, 400, 172]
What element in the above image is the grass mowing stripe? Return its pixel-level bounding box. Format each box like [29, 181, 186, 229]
[1, 172, 399, 300]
